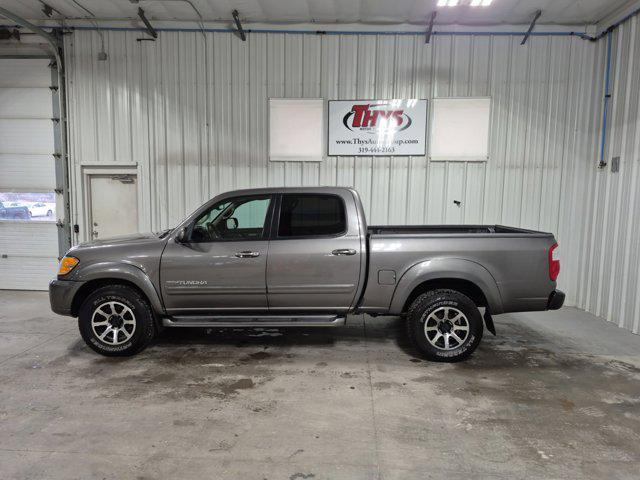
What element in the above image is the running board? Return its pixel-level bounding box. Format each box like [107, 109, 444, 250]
[162, 314, 346, 328]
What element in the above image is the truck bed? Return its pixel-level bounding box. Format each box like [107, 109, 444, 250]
[360, 224, 557, 316]
[367, 225, 551, 236]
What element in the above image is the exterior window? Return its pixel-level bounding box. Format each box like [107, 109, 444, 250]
[0, 192, 56, 221]
[191, 196, 271, 242]
[278, 194, 346, 237]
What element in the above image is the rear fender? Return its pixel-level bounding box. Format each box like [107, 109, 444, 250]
[388, 258, 503, 315]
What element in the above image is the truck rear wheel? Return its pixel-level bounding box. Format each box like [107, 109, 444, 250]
[78, 284, 156, 356]
[406, 289, 483, 362]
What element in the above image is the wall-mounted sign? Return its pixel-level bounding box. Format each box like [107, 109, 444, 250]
[328, 99, 427, 156]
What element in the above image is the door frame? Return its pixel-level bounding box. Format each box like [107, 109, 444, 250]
[82, 166, 139, 241]
[161, 194, 277, 313]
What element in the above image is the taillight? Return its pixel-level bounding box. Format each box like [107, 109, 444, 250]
[548, 243, 560, 281]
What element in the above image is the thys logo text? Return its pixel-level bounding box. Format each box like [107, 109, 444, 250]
[343, 103, 412, 133]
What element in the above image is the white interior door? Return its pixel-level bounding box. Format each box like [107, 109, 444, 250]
[89, 174, 138, 240]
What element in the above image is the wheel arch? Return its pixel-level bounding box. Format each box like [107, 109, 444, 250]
[389, 258, 503, 315]
[70, 264, 164, 318]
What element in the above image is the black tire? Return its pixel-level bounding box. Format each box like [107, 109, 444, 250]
[406, 289, 483, 362]
[46, 210, 53, 217]
[78, 284, 156, 356]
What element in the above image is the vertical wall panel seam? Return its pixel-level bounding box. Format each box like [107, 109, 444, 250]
[90, 32, 99, 163]
[607, 22, 635, 325]
[595, 30, 621, 314]
[579, 45, 604, 310]
[616, 17, 640, 330]
[553, 38, 572, 233]
[467, 35, 474, 97]
[582, 41, 604, 311]
[162, 37, 169, 227]
[578, 40, 602, 309]
[481, 35, 494, 224]
[108, 32, 116, 163]
[498, 38, 513, 224]
[367, 36, 375, 219]
[385, 35, 398, 224]
[538, 38, 555, 230]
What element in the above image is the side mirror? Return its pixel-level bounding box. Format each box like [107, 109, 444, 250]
[175, 227, 188, 243]
[226, 217, 238, 230]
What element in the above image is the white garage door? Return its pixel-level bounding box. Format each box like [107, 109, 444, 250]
[0, 59, 59, 290]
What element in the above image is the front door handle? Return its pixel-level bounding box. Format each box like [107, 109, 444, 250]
[332, 249, 357, 256]
[235, 251, 260, 258]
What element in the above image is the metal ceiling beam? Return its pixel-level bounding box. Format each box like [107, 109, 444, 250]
[37, 0, 67, 18]
[139, 0, 206, 37]
[232, 9, 246, 41]
[0, 5, 60, 48]
[137, 7, 158, 39]
[42, 3, 53, 17]
[521, 10, 542, 45]
[425, 11, 437, 44]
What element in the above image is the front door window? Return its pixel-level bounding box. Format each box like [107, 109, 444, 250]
[190, 196, 271, 242]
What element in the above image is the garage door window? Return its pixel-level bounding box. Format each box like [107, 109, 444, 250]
[0, 192, 56, 221]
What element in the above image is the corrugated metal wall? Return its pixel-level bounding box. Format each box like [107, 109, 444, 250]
[566, 16, 640, 333]
[64, 29, 613, 322]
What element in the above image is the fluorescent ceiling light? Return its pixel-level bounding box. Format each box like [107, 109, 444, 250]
[439, 0, 490, 7]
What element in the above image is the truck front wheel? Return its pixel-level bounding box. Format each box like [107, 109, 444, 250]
[78, 284, 156, 356]
[406, 289, 483, 362]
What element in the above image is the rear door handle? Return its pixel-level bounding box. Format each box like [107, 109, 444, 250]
[332, 249, 357, 256]
[235, 251, 260, 258]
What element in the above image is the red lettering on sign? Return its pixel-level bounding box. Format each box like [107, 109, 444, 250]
[350, 104, 404, 128]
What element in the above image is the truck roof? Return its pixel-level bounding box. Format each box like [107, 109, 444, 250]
[215, 186, 358, 198]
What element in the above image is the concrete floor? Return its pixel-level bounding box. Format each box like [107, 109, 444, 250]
[1, 291, 640, 480]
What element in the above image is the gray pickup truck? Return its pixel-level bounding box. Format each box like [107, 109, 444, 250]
[49, 187, 563, 361]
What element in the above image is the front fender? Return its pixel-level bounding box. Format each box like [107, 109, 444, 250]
[388, 258, 504, 315]
[71, 262, 165, 314]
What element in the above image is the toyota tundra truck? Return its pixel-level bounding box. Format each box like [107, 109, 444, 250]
[49, 187, 564, 361]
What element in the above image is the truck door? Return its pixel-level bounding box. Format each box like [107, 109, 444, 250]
[160, 195, 273, 313]
[266, 193, 362, 312]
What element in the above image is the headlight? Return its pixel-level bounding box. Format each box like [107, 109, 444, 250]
[58, 256, 79, 276]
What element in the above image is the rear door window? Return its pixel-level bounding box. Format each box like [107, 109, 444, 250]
[277, 194, 346, 237]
